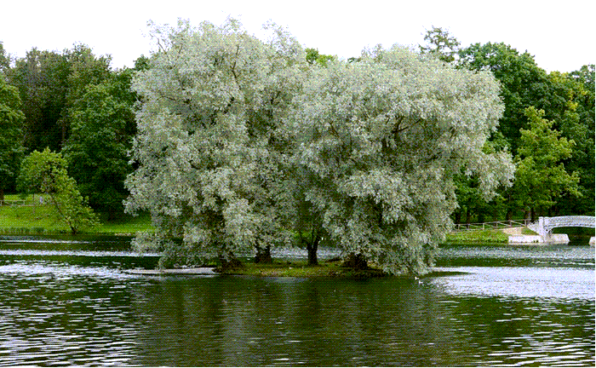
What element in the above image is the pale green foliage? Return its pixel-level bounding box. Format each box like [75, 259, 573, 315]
[18, 148, 99, 234]
[125, 19, 306, 267]
[286, 46, 514, 274]
[126, 19, 513, 274]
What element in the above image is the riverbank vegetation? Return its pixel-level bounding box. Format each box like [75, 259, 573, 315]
[216, 259, 387, 278]
[0, 22, 593, 274]
[0, 194, 153, 235]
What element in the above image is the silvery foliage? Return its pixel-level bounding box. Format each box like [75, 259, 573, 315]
[285, 46, 514, 274]
[125, 19, 306, 266]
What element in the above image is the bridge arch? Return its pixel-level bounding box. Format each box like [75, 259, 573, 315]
[538, 216, 595, 235]
[526, 216, 595, 243]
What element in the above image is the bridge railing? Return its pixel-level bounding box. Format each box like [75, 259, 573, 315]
[453, 219, 532, 232]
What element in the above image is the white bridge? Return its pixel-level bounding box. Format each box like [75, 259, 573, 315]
[511, 216, 596, 244]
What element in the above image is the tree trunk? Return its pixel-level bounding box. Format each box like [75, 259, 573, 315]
[255, 245, 272, 264]
[454, 211, 461, 224]
[465, 207, 472, 224]
[343, 253, 368, 270]
[0, 188, 4, 205]
[306, 237, 319, 266]
[219, 252, 242, 271]
[299, 231, 320, 266]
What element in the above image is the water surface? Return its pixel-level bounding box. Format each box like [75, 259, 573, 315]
[0, 236, 593, 366]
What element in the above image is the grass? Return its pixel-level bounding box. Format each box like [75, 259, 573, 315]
[94, 213, 154, 235]
[445, 229, 510, 243]
[445, 226, 541, 244]
[216, 260, 466, 279]
[0, 196, 154, 235]
[218, 259, 388, 278]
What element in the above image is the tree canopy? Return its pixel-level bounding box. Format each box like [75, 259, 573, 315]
[62, 69, 137, 218]
[0, 22, 593, 269]
[0, 76, 25, 201]
[125, 19, 306, 268]
[125, 19, 513, 274]
[285, 47, 513, 274]
[17, 148, 99, 234]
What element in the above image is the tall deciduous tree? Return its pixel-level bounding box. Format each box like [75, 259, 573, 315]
[0, 76, 25, 202]
[18, 148, 99, 234]
[546, 67, 595, 216]
[0, 42, 10, 74]
[6, 49, 69, 152]
[5, 45, 112, 152]
[458, 42, 551, 154]
[286, 47, 514, 274]
[419, 26, 460, 63]
[511, 107, 580, 220]
[125, 19, 305, 268]
[62, 68, 137, 219]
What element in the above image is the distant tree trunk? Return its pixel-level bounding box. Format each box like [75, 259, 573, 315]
[465, 207, 472, 224]
[255, 245, 272, 264]
[0, 188, 4, 205]
[454, 210, 462, 224]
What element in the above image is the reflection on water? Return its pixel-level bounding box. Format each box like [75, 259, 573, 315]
[433, 266, 594, 300]
[0, 237, 593, 366]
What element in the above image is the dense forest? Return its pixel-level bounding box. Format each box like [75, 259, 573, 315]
[0, 24, 593, 272]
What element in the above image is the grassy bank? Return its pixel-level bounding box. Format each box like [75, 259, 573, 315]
[0, 195, 153, 235]
[215, 259, 466, 278]
[444, 227, 539, 243]
[218, 259, 388, 278]
[445, 229, 509, 243]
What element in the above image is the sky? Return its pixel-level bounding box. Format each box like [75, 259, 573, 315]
[1, 0, 594, 73]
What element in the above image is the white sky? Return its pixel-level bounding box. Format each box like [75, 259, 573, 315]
[1, 0, 594, 73]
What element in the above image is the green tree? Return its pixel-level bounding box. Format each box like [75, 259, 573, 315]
[286, 47, 514, 274]
[511, 107, 580, 220]
[125, 19, 305, 268]
[18, 148, 99, 234]
[5, 45, 112, 152]
[0, 42, 10, 74]
[419, 26, 460, 63]
[60, 44, 112, 145]
[62, 68, 137, 219]
[546, 67, 595, 215]
[458, 42, 551, 154]
[305, 48, 335, 67]
[0, 77, 25, 202]
[6, 49, 69, 152]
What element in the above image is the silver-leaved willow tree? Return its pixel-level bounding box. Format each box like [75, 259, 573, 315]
[125, 19, 514, 274]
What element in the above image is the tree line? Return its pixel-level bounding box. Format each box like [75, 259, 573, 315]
[418, 27, 593, 223]
[0, 22, 593, 273]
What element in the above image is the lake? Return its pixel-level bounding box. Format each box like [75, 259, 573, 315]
[0, 235, 593, 366]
